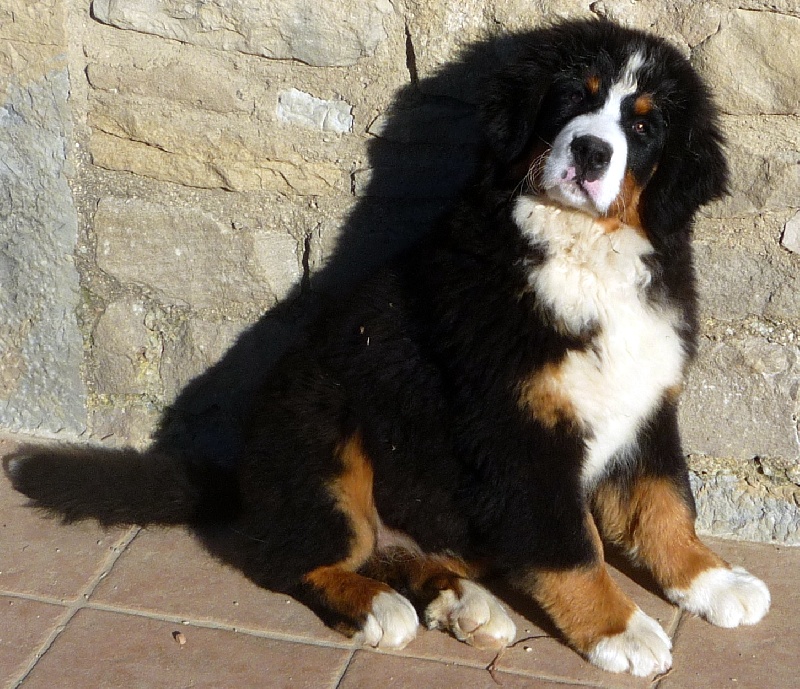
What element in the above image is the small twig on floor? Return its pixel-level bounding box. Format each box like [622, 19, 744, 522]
[486, 647, 506, 685]
[486, 634, 552, 684]
[653, 666, 674, 683]
[509, 634, 551, 648]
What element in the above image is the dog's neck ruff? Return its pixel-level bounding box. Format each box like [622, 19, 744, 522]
[513, 196, 687, 485]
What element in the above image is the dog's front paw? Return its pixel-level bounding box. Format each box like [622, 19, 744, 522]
[667, 566, 770, 628]
[425, 580, 516, 650]
[587, 608, 672, 677]
[362, 591, 419, 649]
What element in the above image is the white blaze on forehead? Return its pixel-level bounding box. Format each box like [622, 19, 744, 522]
[618, 50, 646, 92]
[541, 50, 647, 214]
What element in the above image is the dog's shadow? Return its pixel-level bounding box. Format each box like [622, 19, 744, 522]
[150, 37, 513, 469]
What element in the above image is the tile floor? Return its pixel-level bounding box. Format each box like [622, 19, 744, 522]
[1, 434, 798, 688]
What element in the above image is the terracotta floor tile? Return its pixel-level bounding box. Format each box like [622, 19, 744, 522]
[661, 538, 800, 689]
[0, 596, 65, 688]
[21, 608, 351, 689]
[91, 526, 348, 644]
[0, 438, 131, 601]
[339, 650, 594, 689]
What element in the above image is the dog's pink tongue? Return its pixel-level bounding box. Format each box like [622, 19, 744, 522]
[562, 166, 577, 181]
[580, 178, 602, 200]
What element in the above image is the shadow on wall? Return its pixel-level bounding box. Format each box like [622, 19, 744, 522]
[151, 36, 516, 468]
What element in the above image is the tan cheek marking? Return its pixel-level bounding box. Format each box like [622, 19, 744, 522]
[593, 477, 727, 592]
[606, 171, 645, 234]
[518, 361, 580, 429]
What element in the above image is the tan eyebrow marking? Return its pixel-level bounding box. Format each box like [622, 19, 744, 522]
[633, 94, 654, 116]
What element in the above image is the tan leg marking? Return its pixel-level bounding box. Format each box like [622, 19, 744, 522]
[592, 476, 726, 591]
[304, 566, 391, 631]
[362, 548, 469, 604]
[303, 432, 383, 631]
[519, 516, 637, 654]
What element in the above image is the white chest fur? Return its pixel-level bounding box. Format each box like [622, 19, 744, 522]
[513, 197, 687, 484]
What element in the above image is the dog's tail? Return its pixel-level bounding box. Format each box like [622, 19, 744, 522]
[3, 444, 236, 527]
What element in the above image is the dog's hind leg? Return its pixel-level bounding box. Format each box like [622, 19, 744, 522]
[361, 547, 517, 651]
[290, 432, 419, 649]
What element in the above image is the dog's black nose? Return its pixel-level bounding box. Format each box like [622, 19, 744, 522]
[570, 135, 613, 182]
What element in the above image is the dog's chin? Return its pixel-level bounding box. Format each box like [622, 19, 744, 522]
[543, 180, 604, 216]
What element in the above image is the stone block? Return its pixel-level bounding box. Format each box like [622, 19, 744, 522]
[89, 402, 161, 449]
[276, 89, 353, 134]
[693, 10, 800, 115]
[710, 115, 800, 217]
[782, 212, 800, 255]
[680, 335, 800, 463]
[0, 0, 65, 47]
[592, 0, 722, 50]
[91, 0, 399, 67]
[86, 55, 253, 114]
[690, 455, 800, 544]
[739, 1, 800, 15]
[88, 95, 347, 194]
[693, 214, 800, 322]
[90, 132, 229, 190]
[94, 197, 301, 310]
[92, 300, 157, 395]
[160, 319, 249, 401]
[0, 70, 87, 435]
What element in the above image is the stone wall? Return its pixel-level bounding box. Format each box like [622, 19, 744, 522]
[1, 0, 798, 542]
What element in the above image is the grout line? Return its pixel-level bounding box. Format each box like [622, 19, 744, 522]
[5, 585, 617, 689]
[0, 591, 73, 608]
[332, 648, 357, 689]
[13, 588, 637, 689]
[651, 610, 687, 689]
[80, 600, 359, 651]
[666, 608, 684, 638]
[6, 526, 140, 689]
[358, 645, 614, 688]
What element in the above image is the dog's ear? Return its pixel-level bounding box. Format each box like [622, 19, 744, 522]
[479, 62, 551, 172]
[640, 110, 729, 237]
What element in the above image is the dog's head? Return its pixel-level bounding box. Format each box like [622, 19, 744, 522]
[481, 20, 728, 235]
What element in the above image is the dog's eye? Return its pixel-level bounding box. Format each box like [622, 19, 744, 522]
[569, 90, 585, 105]
[632, 120, 650, 136]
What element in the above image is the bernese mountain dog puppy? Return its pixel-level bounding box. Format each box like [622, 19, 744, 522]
[5, 19, 771, 676]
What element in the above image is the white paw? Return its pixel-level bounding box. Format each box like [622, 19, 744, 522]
[424, 580, 516, 650]
[362, 591, 419, 649]
[667, 566, 771, 628]
[587, 608, 672, 677]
